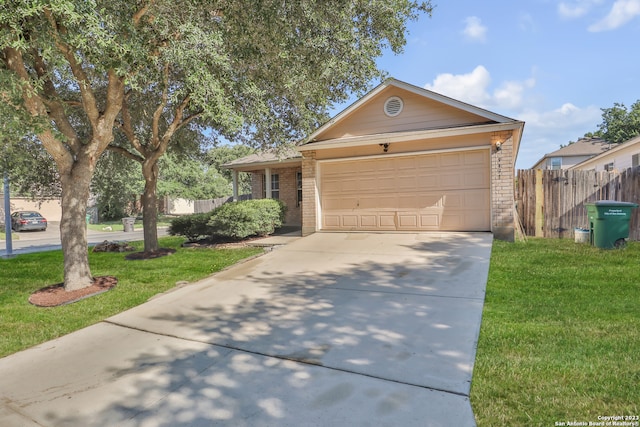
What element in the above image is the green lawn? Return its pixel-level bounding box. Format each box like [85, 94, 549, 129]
[472, 238, 640, 425]
[0, 237, 262, 358]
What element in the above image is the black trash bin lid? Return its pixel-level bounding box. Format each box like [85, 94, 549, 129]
[593, 200, 639, 207]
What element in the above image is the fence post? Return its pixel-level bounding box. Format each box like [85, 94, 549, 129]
[535, 169, 544, 237]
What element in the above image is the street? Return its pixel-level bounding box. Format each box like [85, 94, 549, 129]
[1, 222, 168, 257]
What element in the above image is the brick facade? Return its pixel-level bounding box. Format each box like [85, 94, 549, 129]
[301, 151, 317, 236]
[249, 166, 302, 226]
[490, 131, 516, 241]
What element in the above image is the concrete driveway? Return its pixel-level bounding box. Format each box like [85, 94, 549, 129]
[0, 232, 493, 426]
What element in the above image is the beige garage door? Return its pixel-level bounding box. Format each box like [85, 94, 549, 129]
[320, 149, 490, 231]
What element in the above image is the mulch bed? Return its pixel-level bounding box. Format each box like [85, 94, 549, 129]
[29, 276, 118, 307]
[181, 235, 260, 249]
[125, 247, 176, 260]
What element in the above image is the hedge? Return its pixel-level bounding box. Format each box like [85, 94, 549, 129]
[168, 199, 287, 241]
[208, 199, 286, 240]
[167, 211, 215, 241]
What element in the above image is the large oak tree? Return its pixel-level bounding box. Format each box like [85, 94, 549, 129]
[1, 0, 432, 290]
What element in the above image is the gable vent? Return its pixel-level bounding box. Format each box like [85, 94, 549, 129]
[384, 96, 403, 117]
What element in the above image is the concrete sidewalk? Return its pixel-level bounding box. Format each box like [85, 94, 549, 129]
[0, 232, 493, 426]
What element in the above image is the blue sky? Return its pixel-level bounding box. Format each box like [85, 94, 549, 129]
[340, 0, 640, 169]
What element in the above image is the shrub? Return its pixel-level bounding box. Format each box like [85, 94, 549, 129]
[208, 199, 287, 240]
[168, 212, 214, 241]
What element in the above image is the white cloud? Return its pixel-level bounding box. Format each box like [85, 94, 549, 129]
[424, 65, 492, 106]
[494, 78, 536, 110]
[558, 2, 590, 18]
[462, 16, 487, 42]
[423, 66, 602, 169]
[589, 0, 640, 31]
[558, 0, 603, 19]
[424, 65, 535, 112]
[516, 103, 602, 168]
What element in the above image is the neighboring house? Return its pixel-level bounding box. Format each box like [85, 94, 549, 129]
[530, 137, 611, 170]
[0, 196, 62, 222]
[570, 135, 640, 172]
[224, 78, 524, 241]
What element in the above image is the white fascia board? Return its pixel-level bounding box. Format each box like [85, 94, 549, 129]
[298, 121, 524, 152]
[222, 157, 301, 172]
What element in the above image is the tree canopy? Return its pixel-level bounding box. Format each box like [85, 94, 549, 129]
[1, 0, 432, 290]
[583, 100, 640, 144]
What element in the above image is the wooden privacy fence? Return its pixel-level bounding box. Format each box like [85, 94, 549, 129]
[193, 194, 251, 213]
[516, 168, 640, 240]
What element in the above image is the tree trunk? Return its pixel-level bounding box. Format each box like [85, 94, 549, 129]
[141, 158, 160, 253]
[59, 160, 93, 291]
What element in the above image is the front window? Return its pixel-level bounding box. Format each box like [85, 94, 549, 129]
[632, 153, 639, 168]
[550, 157, 562, 170]
[604, 162, 614, 172]
[262, 173, 279, 199]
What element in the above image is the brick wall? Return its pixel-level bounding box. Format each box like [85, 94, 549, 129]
[248, 166, 302, 226]
[301, 150, 317, 236]
[490, 131, 515, 241]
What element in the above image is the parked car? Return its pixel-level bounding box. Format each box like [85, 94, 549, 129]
[11, 211, 48, 231]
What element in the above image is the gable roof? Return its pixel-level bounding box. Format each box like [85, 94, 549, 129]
[530, 137, 611, 169]
[302, 78, 520, 145]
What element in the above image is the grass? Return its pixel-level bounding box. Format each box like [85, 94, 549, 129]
[0, 236, 262, 358]
[471, 238, 640, 426]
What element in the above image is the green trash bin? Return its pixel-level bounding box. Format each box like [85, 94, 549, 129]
[585, 201, 638, 249]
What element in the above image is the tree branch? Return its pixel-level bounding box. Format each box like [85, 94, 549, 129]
[107, 145, 144, 163]
[133, 0, 156, 26]
[120, 93, 147, 156]
[151, 63, 170, 150]
[32, 48, 81, 152]
[2, 46, 73, 173]
[44, 7, 101, 127]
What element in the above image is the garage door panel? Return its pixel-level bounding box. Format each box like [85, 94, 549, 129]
[396, 157, 417, 170]
[398, 213, 418, 228]
[463, 151, 487, 165]
[396, 176, 417, 188]
[442, 193, 462, 208]
[320, 149, 490, 231]
[440, 153, 464, 167]
[416, 156, 440, 169]
[341, 215, 359, 227]
[379, 214, 396, 228]
[360, 215, 378, 227]
[440, 173, 463, 188]
[420, 214, 441, 228]
[324, 215, 341, 228]
[416, 174, 441, 190]
[463, 172, 489, 187]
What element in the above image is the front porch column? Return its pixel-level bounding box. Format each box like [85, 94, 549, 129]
[232, 170, 239, 201]
[265, 167, 272, 198]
